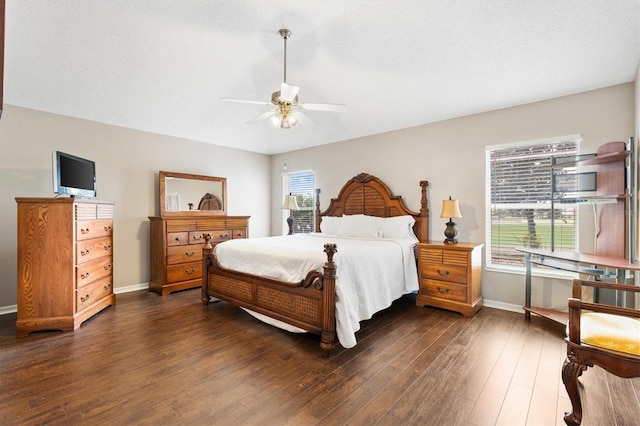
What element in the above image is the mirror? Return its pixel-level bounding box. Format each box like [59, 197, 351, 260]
[159, 171, 227, 217]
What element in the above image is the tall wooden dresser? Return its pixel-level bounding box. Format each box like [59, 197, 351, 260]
[148, 216, 250, 295]
[15, 197, 115, 335]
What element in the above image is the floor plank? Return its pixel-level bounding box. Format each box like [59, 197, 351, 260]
[0, 289, 638, 426]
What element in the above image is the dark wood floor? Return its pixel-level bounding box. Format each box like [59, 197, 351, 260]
[1, 290, 638, 426]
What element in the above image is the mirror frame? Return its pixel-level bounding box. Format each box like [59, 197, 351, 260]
[159, 171, 227, 217]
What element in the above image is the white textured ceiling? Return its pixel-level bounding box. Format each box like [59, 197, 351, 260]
[4, 0, 640, 155]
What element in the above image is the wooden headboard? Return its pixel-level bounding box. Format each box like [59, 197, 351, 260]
[315, 173, 429, 242]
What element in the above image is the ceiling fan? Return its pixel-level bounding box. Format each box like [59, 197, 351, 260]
[221, 29, 346, 129]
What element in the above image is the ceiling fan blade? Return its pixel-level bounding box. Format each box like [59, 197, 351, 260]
[280, 83, 300, 103]
[295, 111, 313, 127]
[246, 110, 275, 125]
[220, 97, 270, 106]
[298, 102, 346, 112]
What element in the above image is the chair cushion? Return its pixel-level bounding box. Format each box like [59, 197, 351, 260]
[580, 312, 640, 356]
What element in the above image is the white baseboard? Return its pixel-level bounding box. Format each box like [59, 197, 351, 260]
[483, 298, 525, 314]
[0, 283, 150, 315]
[0, 304, 17, 315]
[113, 282, 149, 294]
[1, 288, 520, 317]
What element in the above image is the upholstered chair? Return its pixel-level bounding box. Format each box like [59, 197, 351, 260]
[562, 278, 640, 425]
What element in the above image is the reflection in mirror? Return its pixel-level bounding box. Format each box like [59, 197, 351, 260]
[160, 171, 227, 217]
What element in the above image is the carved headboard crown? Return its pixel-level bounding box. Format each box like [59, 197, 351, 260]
[315, 173, 429, 242]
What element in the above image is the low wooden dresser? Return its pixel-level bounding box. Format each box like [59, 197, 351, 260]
[416, 241, 483, 317]
[148, 216, 249, 295]
[16, 197, 115, 335]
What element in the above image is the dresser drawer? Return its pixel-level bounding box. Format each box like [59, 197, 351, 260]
[76, 256, 113, 287]
[421, 263, 467, 284]
[167, 231, 189, 247]
[420, 248, 468, 266]
[167, 261, 202, 283]
[76, 237, 113, 265]
[198, 229, 232, 244]
[76, 220, 113, 241]
[421, 279, 467, 303]
[188, 231, 208, 244]
[231, 228, 247, 239]
[76, 275, 113, 312]
[167, 245, 203, 265]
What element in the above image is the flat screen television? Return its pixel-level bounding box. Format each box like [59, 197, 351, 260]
[52, 151, 97, 198]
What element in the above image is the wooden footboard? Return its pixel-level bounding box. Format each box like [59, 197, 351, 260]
[202, 235, 337, 355]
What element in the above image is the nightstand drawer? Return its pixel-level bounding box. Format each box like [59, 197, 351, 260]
[421, 280, 467, 302]
[420, 248, 469, 266]
[421, 263, 467, 284]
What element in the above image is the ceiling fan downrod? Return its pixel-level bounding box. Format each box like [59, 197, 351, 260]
[279, 28, 291, 84]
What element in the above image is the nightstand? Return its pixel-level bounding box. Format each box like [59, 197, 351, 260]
[416, 241, 483, 317]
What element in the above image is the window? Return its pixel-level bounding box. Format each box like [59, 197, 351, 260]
[485, 136, 581, 271]
[283, 170, 315, 234]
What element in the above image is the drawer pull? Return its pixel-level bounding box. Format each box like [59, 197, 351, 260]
[81, 272, 90, 279]
[221, 233, 229, 239]
[104, 244, 112, 250]
[185, 268, 197, 275]
[185, 251, 196, 257]
[80, 228, 90, 235]
[80, 294, 90, 302]
[174, 236, 182, 242]
[103, 284, 112, 290]
[436, 269, 449, 276]
[104, 264, 112, 271]
[81, 249, 90, 256]
[193, 234, 204, 241]
[436, 287, 450, 294]
[104, 226, 112, 232]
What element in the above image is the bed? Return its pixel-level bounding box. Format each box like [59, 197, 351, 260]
[201, 173, 429, 355]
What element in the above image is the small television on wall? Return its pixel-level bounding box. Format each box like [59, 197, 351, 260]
[52, 151, 97, 198]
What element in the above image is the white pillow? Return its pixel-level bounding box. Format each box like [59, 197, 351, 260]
[337, 214, 383, 238]
[381, 215, 417, 240]
[320, 216, 342, 235]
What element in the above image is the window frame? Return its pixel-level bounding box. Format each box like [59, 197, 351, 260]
[282, 169, 316, 235]
[485, 135, 582, 278]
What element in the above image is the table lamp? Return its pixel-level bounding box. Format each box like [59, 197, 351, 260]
[440, 196, 462, 244]
[282, 193, 300, 235]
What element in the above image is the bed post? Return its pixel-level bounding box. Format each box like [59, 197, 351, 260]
[418, 180, 429, 242]
[320, 243, 337, 356]
[314, 188, 321, 232]
[201, 234, 214, 306]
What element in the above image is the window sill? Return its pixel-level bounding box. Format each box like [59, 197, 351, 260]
[485, 264, 577, 280]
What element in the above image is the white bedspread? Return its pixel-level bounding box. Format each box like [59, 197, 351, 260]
[213, 233, 419, 348]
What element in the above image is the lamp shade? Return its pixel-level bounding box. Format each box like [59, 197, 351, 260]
[440, 197, 462, 219]
[282, 194, 300, 210]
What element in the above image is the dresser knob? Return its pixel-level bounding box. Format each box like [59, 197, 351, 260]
[186, 251, 195, 257]
[104, 264, 112, 270]
[104, 226, 112, 232]
[81, 272, 90, 279]
[80, 294, 90, 302]
[81, 249, 89, 256]
[185, 268, 196, 275]
[81, 228, 90, 234]
[436, 287, 450, 294]
[174, 236, 181, 242]
[436, 269, 449, 276]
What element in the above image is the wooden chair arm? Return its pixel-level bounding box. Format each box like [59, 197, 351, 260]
[572, 278, 640, 298]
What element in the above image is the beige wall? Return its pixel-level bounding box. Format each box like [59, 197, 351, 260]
[272, 82, 636, 311]
[0, 82, 636, 313]
[0, 105, 271, 310]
